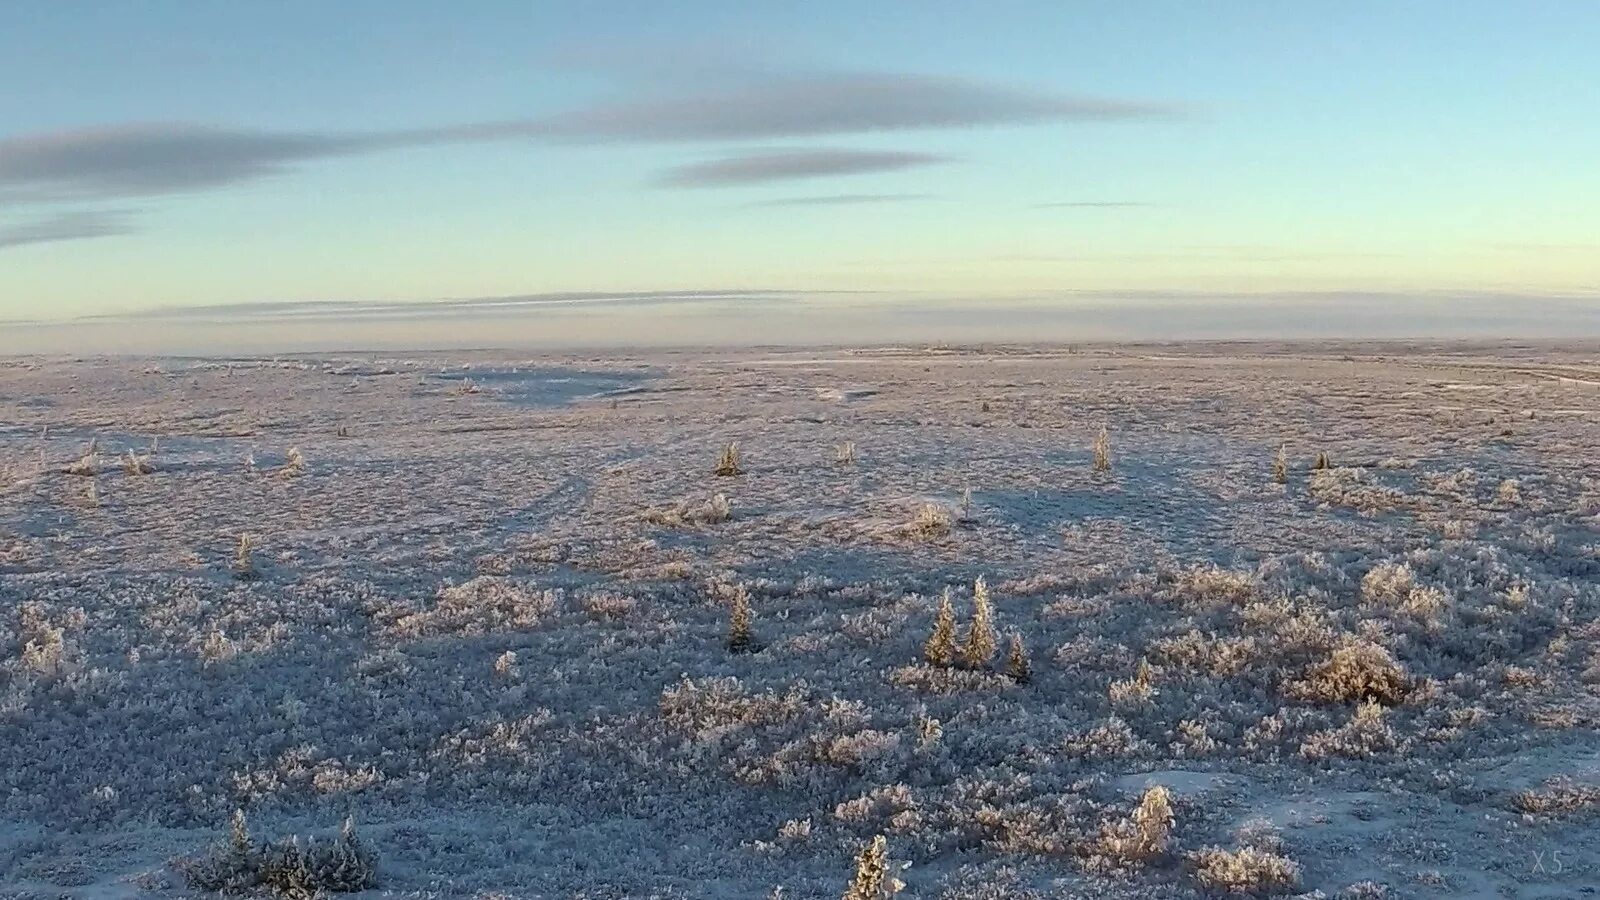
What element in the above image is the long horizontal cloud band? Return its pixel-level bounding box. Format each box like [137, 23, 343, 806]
[1, 70, 1168, 207]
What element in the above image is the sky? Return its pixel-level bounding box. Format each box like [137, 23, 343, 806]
[2, 2, 1598, 351]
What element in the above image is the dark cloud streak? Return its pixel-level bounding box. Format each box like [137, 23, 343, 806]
[656, 149, 945, 187]
[474, 72, 1171, 143]
[0, 209, 135, 250]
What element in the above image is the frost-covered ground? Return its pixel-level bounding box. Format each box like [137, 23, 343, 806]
[2, 342, 1599, 898]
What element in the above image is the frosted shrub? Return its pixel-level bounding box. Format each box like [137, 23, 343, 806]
[1287, 640, 1410, 705]
[64, 448, 98, 477]
[911, 502, 953, 539]
[493, 650, 519, 678]
[704, 492, 732, 523]
[642, 493, 733, 527]
[714, 441, 743, 476]
[391, 577, 557, 637]
[1300, 699, 1398, 760]
[835, 441, 856, 466]
[1109, 659, 1158, 707]
[1186, 845, 1300, 894]
[1173, 565, 1258, 606]
[1063, 717, 1153, 759]
[201, 628, 237, 665]
[1513, 777, 1600, 816]
[1360, 562, 1414, 603]
[659, 677, 806, 739]
[1151, 630, 1258, 677]
[1173, 719, 1219, 756]
[123, 450, 154, 475]
[1272, 444, 1288, 483]
[21, 625, 68, 677]
[1360, 563, 1447, 619]
[1496, 478, 1522, 505]
[1309, 467, 1406, 512]
[280, 447, 306, 478]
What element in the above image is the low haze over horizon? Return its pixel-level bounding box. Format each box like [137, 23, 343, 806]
[2, 2, 1597, 352]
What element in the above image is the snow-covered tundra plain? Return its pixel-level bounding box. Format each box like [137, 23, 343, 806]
[2, 342, 1599, 898]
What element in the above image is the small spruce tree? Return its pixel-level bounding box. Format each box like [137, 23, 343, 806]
[1092, 425, 1113, 473]
[714, 442, 743, 477]
[727, 585, 755, 653]
[960, 576, 997, 669]
[230, 808, 253, 857]
[233, 534, 257, 581]
[842, 834, 902, 900]
[1131, 785, 1175, 856]
[1006, 631, 1031, 684]
[923, 588, 957, 666]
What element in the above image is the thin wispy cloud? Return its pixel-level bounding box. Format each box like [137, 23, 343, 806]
[496, 72, 1171, 143]
[743, 193, 934, 208]
[1034, 201, 1154, 209]
[59, 289, 829, 325]
[656, 149, 946, 187]
[0, 209, 135, 250]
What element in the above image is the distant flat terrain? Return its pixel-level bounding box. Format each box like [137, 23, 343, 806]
[2, 342, 1598, 897]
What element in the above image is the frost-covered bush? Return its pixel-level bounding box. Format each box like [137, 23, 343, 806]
[1309, 467, 1407, 513]
[1360, 562, 1447, 619]
[1187, 845, 1300, 893]
[1109, 658, 1158, 707]
[388, 577, 557, 637]
[1286, 640, 1410, 705]
[911, 502, 953, 539]
[1300, 700, 1398, 760]
[279, 447, 306, 478]
[1513, 777, 1600, 817]
[122, 450, 154, 476]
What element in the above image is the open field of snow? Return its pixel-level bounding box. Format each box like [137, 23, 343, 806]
[2, 341, 1599, 898]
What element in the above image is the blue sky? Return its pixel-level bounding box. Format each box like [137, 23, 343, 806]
[2, 2, 1597, 347]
